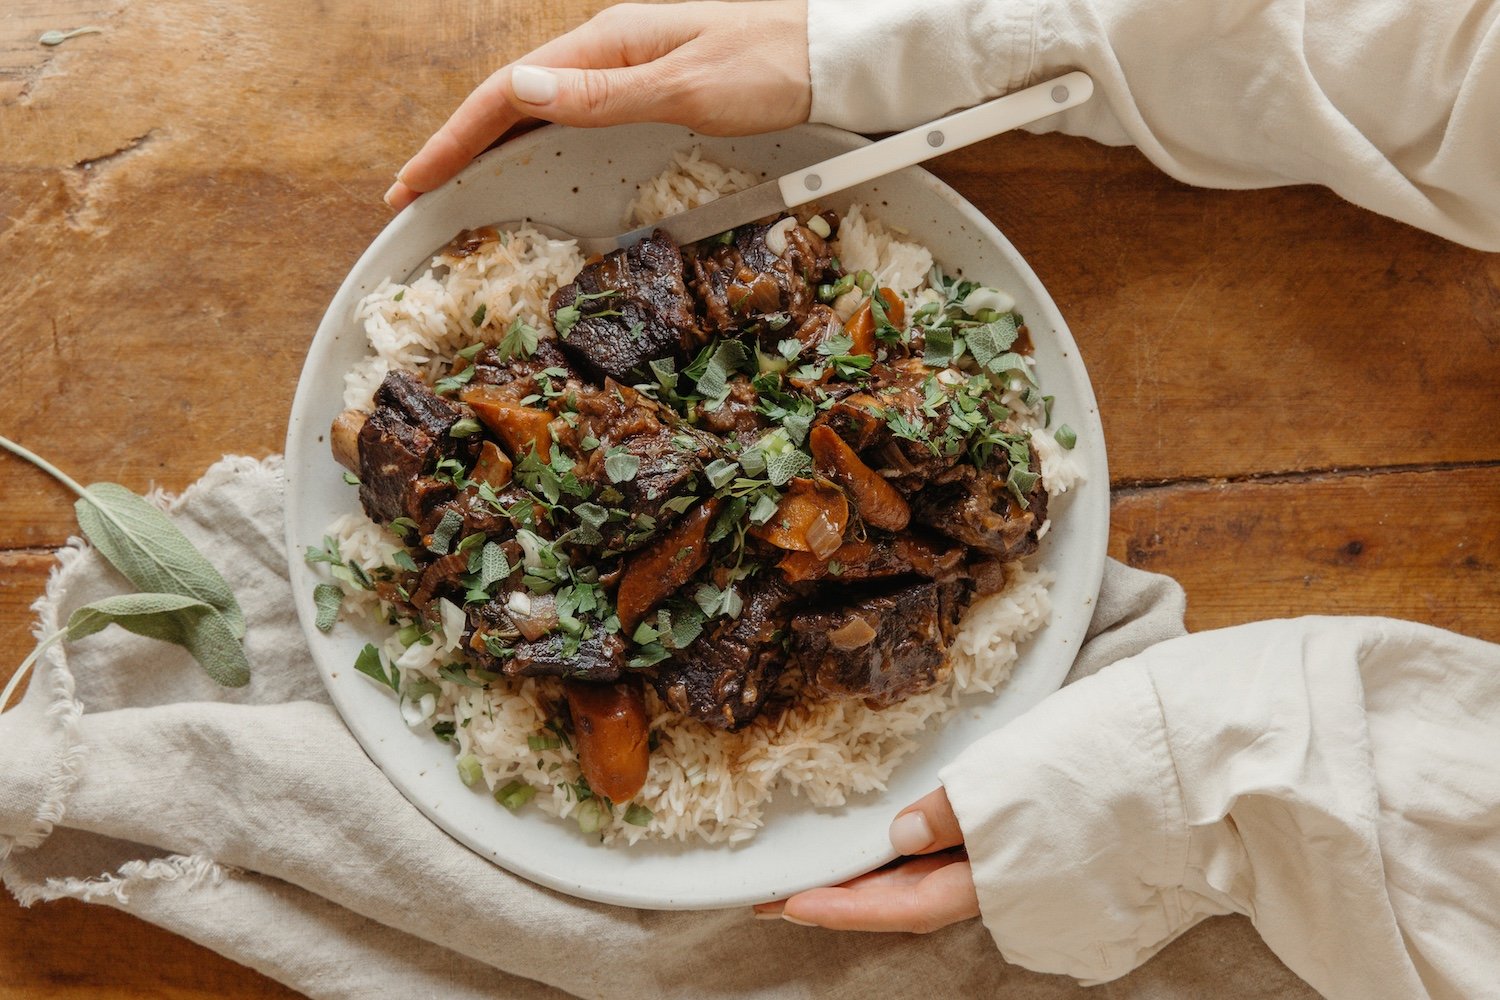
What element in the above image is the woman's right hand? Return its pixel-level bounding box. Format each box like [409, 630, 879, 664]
[386, 1, 811, 210]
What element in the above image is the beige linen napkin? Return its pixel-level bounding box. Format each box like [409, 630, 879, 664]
[0, 456, 1315, 999]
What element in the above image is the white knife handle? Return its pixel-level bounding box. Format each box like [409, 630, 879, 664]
[777, 71, 1094, 207]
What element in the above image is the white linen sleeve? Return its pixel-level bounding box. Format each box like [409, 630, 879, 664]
[937, 617, 1500, 999]
[806, 0, 1500, 250]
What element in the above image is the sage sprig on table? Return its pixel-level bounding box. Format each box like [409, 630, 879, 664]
[0, 435, 250, 711]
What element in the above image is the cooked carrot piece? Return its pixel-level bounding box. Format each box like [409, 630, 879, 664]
[750, 477, 849, 556]
[842, 288, 905, 357]
[778, 539, 876, 583]
[845, 301, 875, 357]
[565, 677, 650, 803]
[809, 425, 911, 531]
[616, 498, 719, 632]
[472, 440, 513, 490]
[462, 386, 552, 459]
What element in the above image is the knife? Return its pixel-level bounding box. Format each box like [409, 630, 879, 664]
[598, 71, 1094, 253]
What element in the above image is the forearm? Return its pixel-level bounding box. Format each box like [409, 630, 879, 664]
[807, 0, 1500, 249]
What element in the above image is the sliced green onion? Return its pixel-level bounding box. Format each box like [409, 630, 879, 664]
[495, 779, 536, 811]
[1054, 424, 1077, 450]
[527, 734, 562, 752]
[623, 803, 654, 827]
[396, 622, 426, 646]
[854, 270, 875, 292]
[817, 283, 837, 303]
[456, 754, 483, 787]
[806, 214, 832, 239]
[575, 797, 608, 834]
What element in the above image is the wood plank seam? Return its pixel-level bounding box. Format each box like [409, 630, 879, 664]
[1111, 458, 1500, 495]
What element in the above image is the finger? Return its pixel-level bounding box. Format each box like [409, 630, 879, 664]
[395, 5, 699, 195]
[385, 119, 550, 209]
[779, 860, 980, 933]
[384, 179, 420, 212]
[751, 853, 961, 918]
[506, 58, 692, 128]
[888, 786, 964, 855]
[395, 68, 531, 195]
[842, 850, 966, 889]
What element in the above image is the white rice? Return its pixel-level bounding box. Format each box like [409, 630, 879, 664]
[329, 149, 1084, 844]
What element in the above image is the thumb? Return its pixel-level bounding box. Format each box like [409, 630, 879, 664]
[889, 786, 965, 855]
[508, 62, 685, 128]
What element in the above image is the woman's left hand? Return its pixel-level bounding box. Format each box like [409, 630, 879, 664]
[752, 787, 980, 932]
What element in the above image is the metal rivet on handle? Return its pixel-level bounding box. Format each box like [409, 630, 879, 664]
[804, 173, 822, 192]
[1051, 85, 1070, 103]
[927, 130, 944, 148]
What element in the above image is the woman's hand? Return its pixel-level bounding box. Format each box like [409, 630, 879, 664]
[386, 0, 811, 210]
[753, 787, 981, 932]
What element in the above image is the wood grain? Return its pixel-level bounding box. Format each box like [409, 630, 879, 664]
[1, 0, 1496, 996]
[0, 898, 300, 999]
[1109, 465, 1500, 640]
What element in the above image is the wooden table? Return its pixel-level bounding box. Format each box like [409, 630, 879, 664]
[2, 0, 1496, 996]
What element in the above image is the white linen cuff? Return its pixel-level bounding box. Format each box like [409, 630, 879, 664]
[806, 0, 1040, 132]
[939, 661, 1229, 983]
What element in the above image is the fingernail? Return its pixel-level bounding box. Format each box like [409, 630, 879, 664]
[782, 914, 817, 927]
[889, 811, 934, 854]
[382, 181, 401, 208]
[511, 65, 559, 105]
[395, 158, 413, 184]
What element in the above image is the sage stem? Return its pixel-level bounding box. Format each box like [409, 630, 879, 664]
[0, 435, 89, 499]
[1, 629, 65, 713]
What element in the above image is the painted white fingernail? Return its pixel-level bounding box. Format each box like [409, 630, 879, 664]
[511, 65, 559, 105]
[782, 914, 817, 927]
[889, 811, 934, 855]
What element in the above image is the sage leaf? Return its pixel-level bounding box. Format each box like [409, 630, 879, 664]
[965, 314, 1019, 369]
[65, 593, 212, 640]
[478, 541, 510, 588]
[766, 448, 811, 487]
[604, 449, 640, 484]
[65, 593, 251, 687]
[313, 583, 343, 632]
[73, 483, 246, 639]
[427, 508, 463, 554]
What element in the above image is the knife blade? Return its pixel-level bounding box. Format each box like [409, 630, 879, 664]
[609, 178, 791, 251]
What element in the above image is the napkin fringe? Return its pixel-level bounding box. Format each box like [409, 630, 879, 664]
[0, 541, 89, 865]
[152, 452, 285, 510]
[10, 852, 230, 907]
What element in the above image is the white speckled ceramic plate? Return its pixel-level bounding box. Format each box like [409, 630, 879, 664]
[284, 122, 1108, 910]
